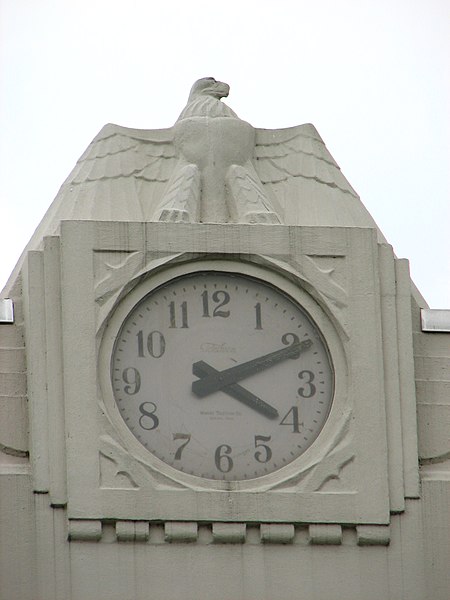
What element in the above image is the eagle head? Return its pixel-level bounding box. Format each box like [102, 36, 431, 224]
[188, 77, 230, 102]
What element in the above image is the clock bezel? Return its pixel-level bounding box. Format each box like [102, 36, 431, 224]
[99, 258, 348, 492]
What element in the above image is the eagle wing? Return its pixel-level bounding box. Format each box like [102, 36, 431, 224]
[3, 124, 178, 293]
[73, 123, 175, 184]
[253, 124, 383, 232]
[254, 123, 356, 193]
[64, 123, 177, 221]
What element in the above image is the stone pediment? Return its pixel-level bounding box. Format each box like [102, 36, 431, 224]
[33, 120, 377, 229]
[5, 78, 386, 294]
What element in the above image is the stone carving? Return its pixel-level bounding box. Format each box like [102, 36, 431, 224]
[68, 520, 389, 545]
[95, 251, 144, 306]
[268, 408, 354, 493]
[309, 451, 354, 493]
[99, 450, 139, 490]
[260, 254, 349, 338]
[58, 79, 367, 231]
[154, 78, 282, 224]
[308, 524, 343, 545]
[260, 524, 295, 544]
[303, 255, 347, 310]
[99, 435, 185, 490]
[94, 252, 186, 335]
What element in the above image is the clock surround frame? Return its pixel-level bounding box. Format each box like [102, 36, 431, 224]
[99, 259, 344, 490]
[23, 221, 395, 526]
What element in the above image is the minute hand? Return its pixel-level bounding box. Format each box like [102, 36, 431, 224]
[192, 339, 313, 398]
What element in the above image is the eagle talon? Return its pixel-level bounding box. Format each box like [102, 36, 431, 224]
[244, 212, 281, 225]
[158, 208, 192, 223]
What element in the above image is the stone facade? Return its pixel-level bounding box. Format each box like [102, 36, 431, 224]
[1, 80, 449, 599]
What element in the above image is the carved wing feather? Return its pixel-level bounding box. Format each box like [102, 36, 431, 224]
[71, 123, 176, 185]
[13, 123, 178, 246]
[252, 122, 387, 235]
[254, 123, 356, 196]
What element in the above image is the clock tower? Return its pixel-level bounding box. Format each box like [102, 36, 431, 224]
[1, 78, 449, 600]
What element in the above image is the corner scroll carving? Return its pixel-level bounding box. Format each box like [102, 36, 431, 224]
[95, 251, 144, 306]
[303, 255, 347, 310]
[99, 435, 186, 491]
[259, 254, 349, 338]
[99, 450, 139, 490]
[268, 409, 355, 493]
[94, 251, 182, 332]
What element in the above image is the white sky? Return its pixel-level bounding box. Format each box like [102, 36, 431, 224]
[1, 0, 449, 306]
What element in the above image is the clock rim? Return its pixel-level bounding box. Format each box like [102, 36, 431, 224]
[98, 258, 348, 492]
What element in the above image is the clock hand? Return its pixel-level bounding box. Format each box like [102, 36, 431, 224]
[193, 361, 279, 420]
[192, 339, 313, 398]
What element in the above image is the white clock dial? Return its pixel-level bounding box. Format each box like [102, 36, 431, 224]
[110, 270, 334, 481]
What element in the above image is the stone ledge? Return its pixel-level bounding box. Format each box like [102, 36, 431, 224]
[260, 523, 295, 544]
[116, 520, 150, 542]
[356, 525, 390, 546]
[164, 521, 198, 543]
[68, 519, 102, 541]
[67, 519, 391, 545]
[309, 524, 343, 545]
[212, 522, 246, 543]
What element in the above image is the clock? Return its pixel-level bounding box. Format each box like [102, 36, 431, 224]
[105, 262, 335, 482]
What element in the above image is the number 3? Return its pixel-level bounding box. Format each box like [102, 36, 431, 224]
[298, 370, 316, 398]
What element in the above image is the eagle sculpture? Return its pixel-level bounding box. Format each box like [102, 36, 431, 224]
[42, 78, 362, 229]
[153, 77, 282, 223]
[3, 77, 384, 294]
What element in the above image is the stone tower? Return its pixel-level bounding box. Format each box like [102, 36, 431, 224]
[1, 79, 449, 600]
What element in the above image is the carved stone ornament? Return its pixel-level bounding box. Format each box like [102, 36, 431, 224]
[53, 76, 369, 232]
[153, 77, 283, 224]
[38, 220, 394, 527]
[7, 77, 387, 290]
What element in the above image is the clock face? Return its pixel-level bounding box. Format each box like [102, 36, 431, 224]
[110, 270, 334, 481]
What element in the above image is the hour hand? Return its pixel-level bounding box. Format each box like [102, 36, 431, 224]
[192, 361, 279, 420]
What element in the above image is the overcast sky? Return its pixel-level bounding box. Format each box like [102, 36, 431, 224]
[1, 0, 449, 307]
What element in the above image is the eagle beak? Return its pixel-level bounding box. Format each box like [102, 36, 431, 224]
[214, 81, 230, 99]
